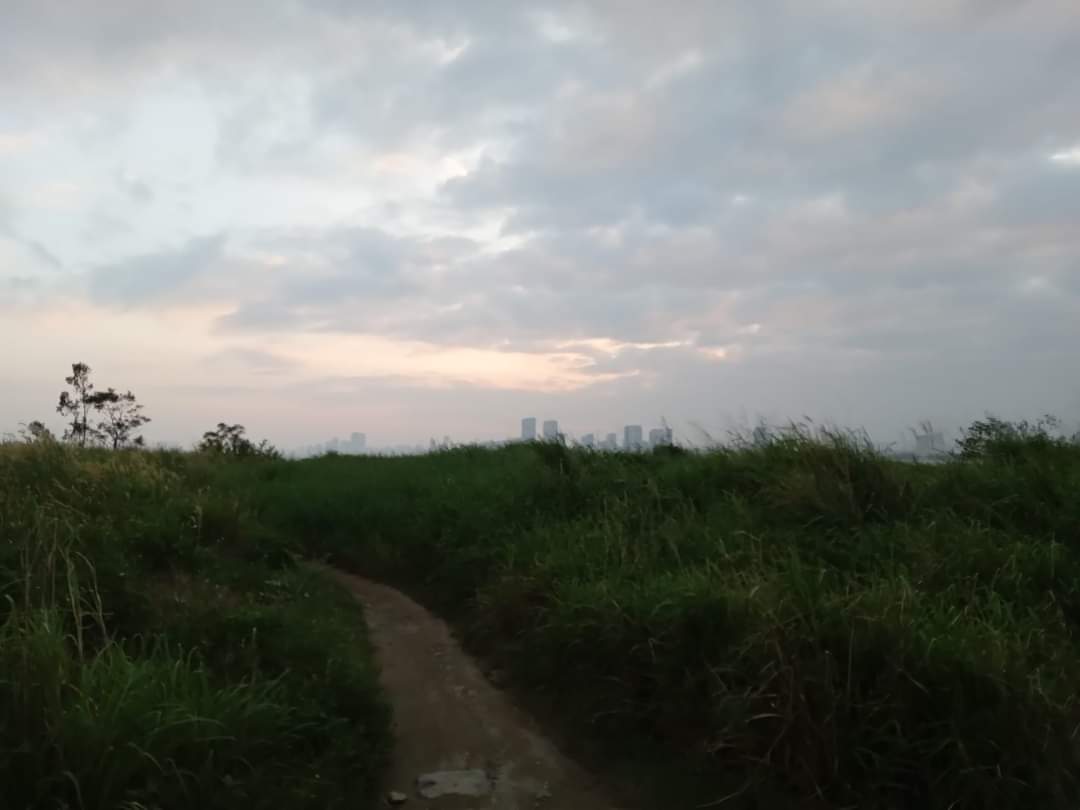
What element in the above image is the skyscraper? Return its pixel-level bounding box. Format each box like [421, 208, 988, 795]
[603, 433, 618, 451]
[542, 419, 559, 440]
[648, 427, 673, 447]
[624, 424, 643, 451]
[521, 417, 537, 441]
[580, 433, 595, 448]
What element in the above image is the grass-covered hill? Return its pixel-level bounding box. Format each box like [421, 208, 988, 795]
[3, 417, 1080, 808]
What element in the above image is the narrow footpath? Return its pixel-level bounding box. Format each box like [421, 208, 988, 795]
[327, 569, 627, 810]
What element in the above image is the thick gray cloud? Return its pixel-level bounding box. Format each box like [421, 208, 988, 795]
[438, 5, 1080, 231]
[2, 0, 1079, 445]
[89, 235, 225, 305]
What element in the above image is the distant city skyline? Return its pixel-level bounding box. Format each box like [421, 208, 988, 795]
[519, 415, 674, 452]
[8, 394, 1061, 459]
[269, 418, 1012, 459]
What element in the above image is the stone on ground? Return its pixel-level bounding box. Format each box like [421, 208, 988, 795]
[416, 769, 494, 799]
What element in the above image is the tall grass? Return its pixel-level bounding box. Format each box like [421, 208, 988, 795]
[0, 441, 389, 810]
[7, 422, 1080, 808]
[213, 426, 1080, 809]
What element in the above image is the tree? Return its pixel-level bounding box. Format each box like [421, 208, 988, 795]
[199, 423, 280, 459]
[19, 420, 55, 443]
[57, 362, 99, 446]
[93, 388, 151, 449]
[956, 414, 1064, 460]
[199, 423, 248, 454]
[55, 363, 151, 449]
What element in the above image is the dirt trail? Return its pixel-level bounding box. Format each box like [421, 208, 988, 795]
[327, 569, 626, 810]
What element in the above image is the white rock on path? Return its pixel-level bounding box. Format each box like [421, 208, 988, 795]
[415, 769, 494, 799]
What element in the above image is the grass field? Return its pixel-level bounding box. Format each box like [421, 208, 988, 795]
[4, 418, 1080, 808]
[0, 442, 389, 810]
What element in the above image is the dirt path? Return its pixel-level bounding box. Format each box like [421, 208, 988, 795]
[327, 569, 626, 810]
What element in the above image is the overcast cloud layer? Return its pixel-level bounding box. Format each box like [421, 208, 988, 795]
[2, 0, 1079, 447]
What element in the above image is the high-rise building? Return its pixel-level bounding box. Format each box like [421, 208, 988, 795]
[350, 432, 367, 452]
[624, 424, 643, 451]
[521, 417, 537, 441]
[580, 433, 595, 448]
[649, 427, 673, 447]
[602, 433, 618, 451]
[542, 419, 559, 440]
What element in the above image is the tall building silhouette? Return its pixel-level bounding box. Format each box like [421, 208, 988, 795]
[648, 427, 673, 447]
[542, 419, 559, 440]
[521, 417, 537, 441]
[624, 424, 643, 451]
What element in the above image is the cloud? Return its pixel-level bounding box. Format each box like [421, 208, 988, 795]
[204, 347, 303, 374]
[0, 131, 38, 156]
[88, 234, 226, 305]
[2, 0, 1079, 444]
[116, 170, 154, 204]
[1050, 146, 1080, 167]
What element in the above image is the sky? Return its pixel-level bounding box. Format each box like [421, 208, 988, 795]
[2, 0, 1079, 448]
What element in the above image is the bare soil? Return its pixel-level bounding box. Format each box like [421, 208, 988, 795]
[327, 569, 628, 810]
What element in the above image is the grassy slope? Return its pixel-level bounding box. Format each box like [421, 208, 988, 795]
[6, 429, 1080, 809]
[0, 442, 389, 810]
[216, 433, 1080, 809]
